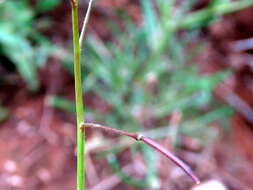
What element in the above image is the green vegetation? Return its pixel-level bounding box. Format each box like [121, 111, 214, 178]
[52, 0, 247, 188]
[0, 105, 9, 122]
[82, 0, 233, 139]
[77, 2, 234, 186]
[1, 0, 253, 189]
[48, 0, 253, 188]
[0, 0, 60, 90]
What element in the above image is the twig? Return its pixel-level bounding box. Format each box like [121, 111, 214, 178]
[81, 122, 200, 184]
[230, 37, 253, 51]
[79, 0, 93, 49]
[218, 83, 253, 124]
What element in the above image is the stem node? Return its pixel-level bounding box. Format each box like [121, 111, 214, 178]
[80, 122, 85, 132]
[71, 0, 78, 8]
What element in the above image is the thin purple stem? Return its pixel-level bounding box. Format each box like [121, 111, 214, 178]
[141, 137, 200, 184]
[81, 122, 200, 184]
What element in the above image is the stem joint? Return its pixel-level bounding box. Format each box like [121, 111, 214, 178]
[71, 0, 78, 8]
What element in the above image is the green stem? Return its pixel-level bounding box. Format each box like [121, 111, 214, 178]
[71, 1, 85, 190]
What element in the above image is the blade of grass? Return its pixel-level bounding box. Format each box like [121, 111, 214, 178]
[47, 95, 76, 112]
[178, 0, 253, 29]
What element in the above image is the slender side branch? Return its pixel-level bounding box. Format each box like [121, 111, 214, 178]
[79, 0, 94, 48]
[81, 122, 200, 185]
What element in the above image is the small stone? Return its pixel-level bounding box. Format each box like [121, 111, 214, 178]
[191, 180, 227, 190]
[17, 121, 33, 136]
[6, 175, 23, 187]
[3, 160, 17, 173]
[38, 168, 51, 182]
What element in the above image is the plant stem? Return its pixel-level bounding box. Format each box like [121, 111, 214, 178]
[79, 0, 93, 49]
[81, 123, 200, 185]
[71, 1, 85, 190]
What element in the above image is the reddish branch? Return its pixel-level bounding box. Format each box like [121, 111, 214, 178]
[81, 123, 200, 184]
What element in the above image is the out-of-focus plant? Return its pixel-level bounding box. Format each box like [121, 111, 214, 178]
[179, 0, 253, 29]
[82, 0, 233, 140]
[0, 104, 9, 122]
[35, 0, 61, 13]
[70, 1, 200, 189]
[0, 0, 60, 90]
[50, 0, 253, 188]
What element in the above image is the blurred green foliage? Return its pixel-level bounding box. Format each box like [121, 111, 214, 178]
[0, 104, 9, 122]
[82, 0, 232, 137]
[35, 0, 61, 13]
[179, 0, 253, 29]
[50, 0, 253, 187]
[2, 0, 249, 188]
[0, 0, 60, 90]
[47, 0, 253, 187]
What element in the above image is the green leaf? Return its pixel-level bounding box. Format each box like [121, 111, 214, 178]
[36, 0, 61, 13]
